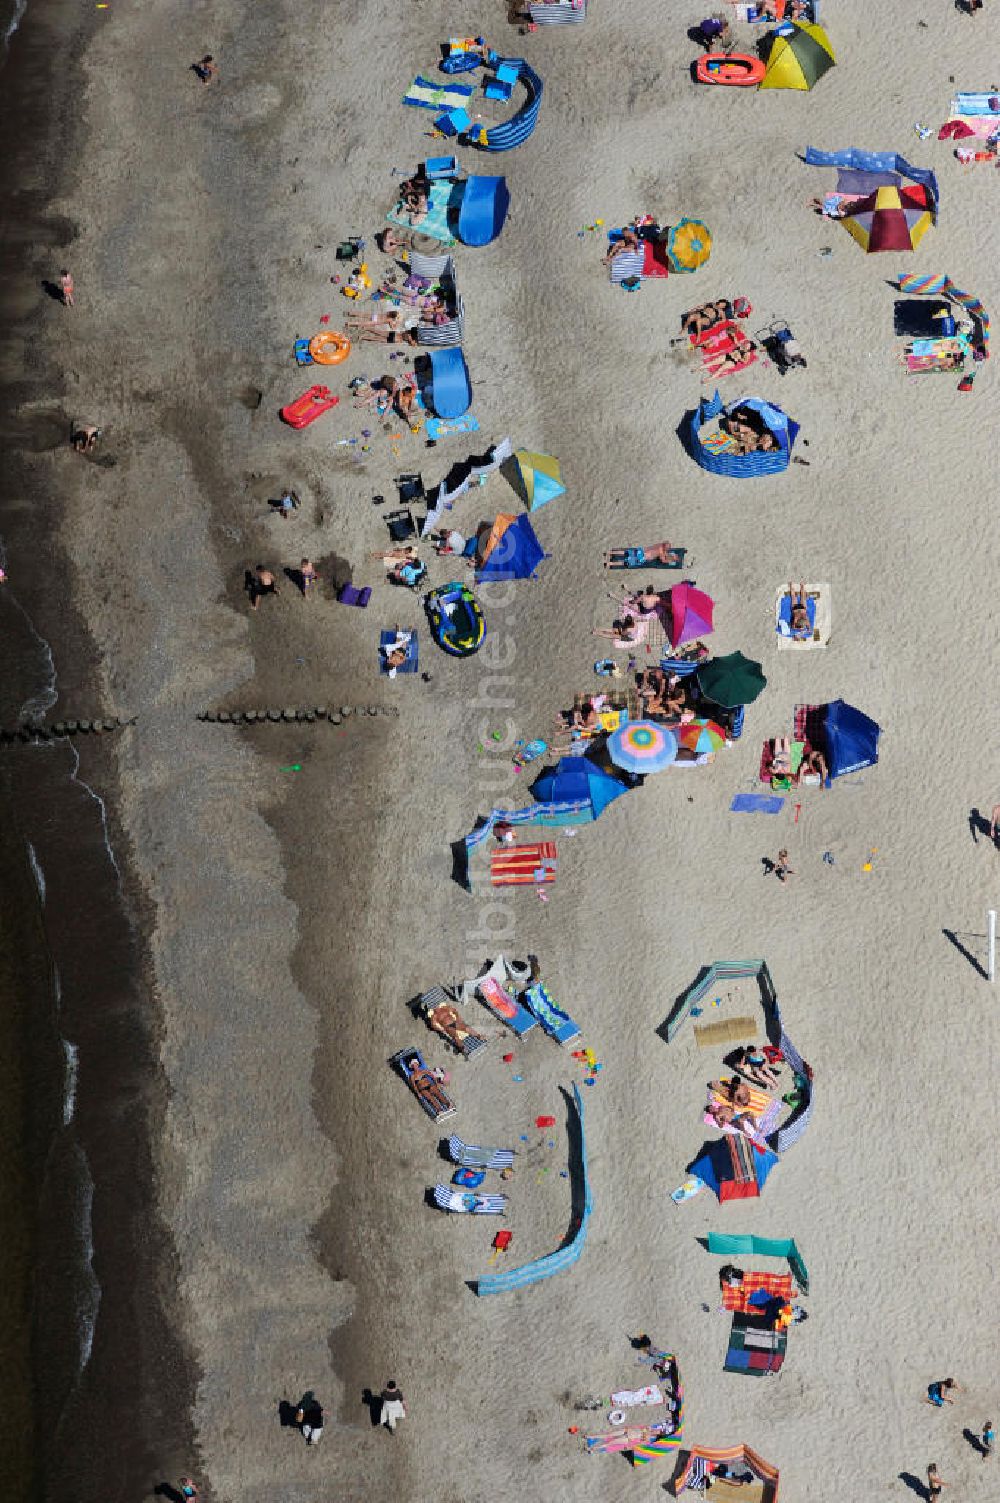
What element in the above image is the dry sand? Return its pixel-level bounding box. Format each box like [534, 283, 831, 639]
[9, 0, 1000, 1497]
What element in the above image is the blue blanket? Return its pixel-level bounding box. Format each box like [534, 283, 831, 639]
[730, 793, 785, 815]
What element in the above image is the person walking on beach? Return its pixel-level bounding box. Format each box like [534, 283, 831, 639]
[989, 804, 1000, 846]
[983, 1420, 995, 1459]
[178, 1479, 198, 1501]
[193, 54, 219, 83]
[71, 422, 101, 453]
[380, 1380, 407, 1433]
[294, 1390, 324, 1445]
[773, 849, 794, 883]
[59, 269, 74, 306]
[927, 1462, 947, 1498]
[249, 565, 279, 611]
[299, 558, 317, 597]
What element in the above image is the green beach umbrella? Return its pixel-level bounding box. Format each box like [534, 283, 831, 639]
[696, 651, 767, 708]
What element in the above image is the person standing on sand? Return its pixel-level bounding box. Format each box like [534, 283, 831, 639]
[299, 558, 317, 597]
[59, 270, 74, 306]
[178, 1479, 198, 1500]
[989, 805, 1000, 845]
[983, 1420, 995, 1459]
[294, 1390, 324, 1445]
[380, 1380, 407, 1433]
[193, 54, 219, 82]
[774, 849, 794, 883]
[927, 1462, 947, 1497]
[250, 565, 279, 611]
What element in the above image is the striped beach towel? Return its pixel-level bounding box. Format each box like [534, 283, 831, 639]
[403, 76, 475, 111]
[528, 0, 586, 21]
[490, 842, 557, 886]
[709, 1082, 774, 1119]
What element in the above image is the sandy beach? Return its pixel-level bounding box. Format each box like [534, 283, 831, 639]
[4, 0, 1000, 1499]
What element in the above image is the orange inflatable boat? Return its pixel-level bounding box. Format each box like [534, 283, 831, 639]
[308, 330, 351, 365]
[696, 53, 765, 87]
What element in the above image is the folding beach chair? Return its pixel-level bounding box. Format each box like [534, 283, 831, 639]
[447, 1135, 515, 1170]
[432, 1184, 506, 1214]
[523, 982, 580, 1044]
[419, 985, 488, 1059]
[385, 507, 419, 542]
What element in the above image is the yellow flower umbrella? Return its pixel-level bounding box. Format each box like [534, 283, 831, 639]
[665, 219, 713, 274]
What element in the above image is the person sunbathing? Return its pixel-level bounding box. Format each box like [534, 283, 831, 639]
[592, 614, 648, 647]
[681, 298, 732, 339]
[708, 338, 756, 375]
[788, 581, 811, 633]
[710, 1076, 752, 1109]
[733, 1046, 781, 1090]
[799, 746, 830, 787]
[403, 1055, 450, 1115]
[602, 227, 639, 265]
[346, 309, 419, 345]
[616, 585, 663, 619]
[429, 1002, 482, 1051]
[771, 736, 794, 777]
[604, 541, 683, 569]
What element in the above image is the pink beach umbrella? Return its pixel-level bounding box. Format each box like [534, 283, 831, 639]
[667, 582, 715, 648]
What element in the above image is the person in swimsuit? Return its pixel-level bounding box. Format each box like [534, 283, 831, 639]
[345, 308, 420, 345]
[615, 585, 662, 620]
[604, 541, 683, 569]
[927, 1462, 947, 1497]
[249, 565, 279, 611]
[193, 54, 219, 83]
[592, 614, 648, 647]
[59, 269, 74, 307]
[602, 227, 640, 266]
[71, 422, 101, 453]
[982, 1419, 995, 1458]
[298, 558, 317, 597]
[926, 1379, 960, 1406]
[734, 1046, 781, 1089]
[404, 1057, 449, 1114]
[788, 581, 811, 634]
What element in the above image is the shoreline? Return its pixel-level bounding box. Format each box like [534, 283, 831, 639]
[0, 0, 201, 1496]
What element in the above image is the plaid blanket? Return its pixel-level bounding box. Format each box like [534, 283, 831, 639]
[722, 1271, 793, 1314]
[709, 1081, 774, 1119]
[386, 180, 460, 246]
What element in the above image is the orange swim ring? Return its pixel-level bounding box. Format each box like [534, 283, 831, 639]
[696, 53, 766, 87]
[308, 330, 352, 365]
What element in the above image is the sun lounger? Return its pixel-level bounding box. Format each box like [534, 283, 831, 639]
[419, 985, 487, 1058]
[391, 1047, 456, 1122]
[490, 841, 557, 888]
[476, 973, 538, 1035]
[447, 1135, 515, 1170]
[432, 1184, 506, 1214]
[523, 982, 580, 1044]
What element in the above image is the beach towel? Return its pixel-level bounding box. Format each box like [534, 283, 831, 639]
[836, 167, 900, 195]
[609, 247, 645, 284]
[386, 179, 461, 246]
[730, 793, 786, 815]
[404, 76, 475, 111]
[425, 414, 480, 441]
[671, 1175, 707, 1204]
[523, 982, 580, 1044]
[701, 430, 740, 455]
[610, 1386, 664, 1409]
[775, 581, 833, 652]
[776, 592, 816, 639]
[722, 1271, 793, 1314]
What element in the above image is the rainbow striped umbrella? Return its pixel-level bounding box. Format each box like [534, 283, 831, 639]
[607, 720, 678, 775]
[676, 718, 726, 755]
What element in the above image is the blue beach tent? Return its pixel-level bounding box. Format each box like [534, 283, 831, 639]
[476, 513, 546, 581]
[530, 757, 628, 821]
[687, 390, 799, 478]
[821, 699, 881, 779]
[458, 176, 511, 246]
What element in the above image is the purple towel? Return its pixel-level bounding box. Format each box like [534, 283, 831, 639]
[835, 168, 900, 196]
[730, 793, 785, 815]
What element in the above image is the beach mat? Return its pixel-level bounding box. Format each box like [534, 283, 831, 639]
[693, 1015, 758, 1047]
[730, 793, 785, 815]
[775, 583, 831, 650]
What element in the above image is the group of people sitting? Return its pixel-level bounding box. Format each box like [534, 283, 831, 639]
[705, 1045, 785, 1140]
[721, 404, 779, 454]
[768, 733, 830, 790]
[352, 373, 419, 422]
